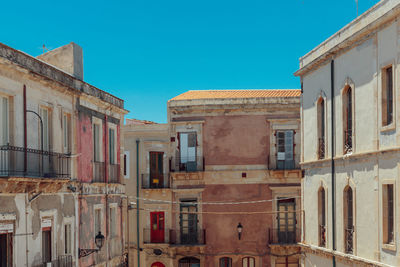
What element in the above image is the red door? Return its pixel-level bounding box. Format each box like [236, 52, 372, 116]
[151, 262, 165, 267]
[150, 212, 165, 243]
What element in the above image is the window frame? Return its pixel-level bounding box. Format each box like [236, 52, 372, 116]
[39, 106, 51, 151]
[62, 113, 71, 153]
[94, 205, 103, 240]
[219, 257, 232, 267]
[92, 118, 103, 163]
[382, 183, 396, 249]
[318, 186, 327, 247]
[108, 124, 117, 165]
[0, 95, 9, 145]
[275, 130, 295, 170]
[381, 65, 395, 128]
[342, 85, 354, 155]
[317, 97, 326, 159]
[343, 186, 354, 254]
[242, 257, 255, 267]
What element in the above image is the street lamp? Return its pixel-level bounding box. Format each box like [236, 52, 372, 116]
[79, 231, 105, 258]
[237, 223, 243, 240]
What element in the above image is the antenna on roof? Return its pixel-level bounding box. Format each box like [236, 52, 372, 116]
[356, 0, 359, 17]
[42, 44, 50, 54]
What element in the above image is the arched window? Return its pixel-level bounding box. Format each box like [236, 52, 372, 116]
[343, 87, 353, 154]
[318, 187, 326, 247]
[219, 257, 232, 267]
[317, 97, 325, 159]
[344, 186, 354, 254]
[242, 257, 255, 267]
[179, 257, 200, 267]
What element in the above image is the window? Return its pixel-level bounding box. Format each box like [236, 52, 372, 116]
[343, 87, 353, 154]
[276, 130, 294, 170]
[39, 107, 50, 151]
[242, 257, 255, 267]
[180, 200, 198, 244]
[110, 207, 116, 237]
[0, 96, 9, 145]
[219, 257, 232, 267]
[178, 132, 197, 171]
[108, 128, 116, 164]
[344, 186, 354, 254]
[150, 152, 164, 188]
[0, 231, 13, 267]
[178, 257, 200, 267]
[277, 198, 296, 244]
[124, 151, 130, 178]
[317, 98, 325, 159]
[62, 114, 71, 153]
[318, 187, 326, 247]
[383, 184, 394, 244]
[42, 227, 52, 263]
[94, 208, 102, 237]
[64, 224, 72, 254]
[382, 66, 394, 126]
[93, 123, 101, 162]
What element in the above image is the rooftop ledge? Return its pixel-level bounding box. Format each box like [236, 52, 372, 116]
[295, 0, 400, 76]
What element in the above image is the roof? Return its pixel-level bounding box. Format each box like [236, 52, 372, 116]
[125, 118, 157, 125]
[169, 89, 301, 101]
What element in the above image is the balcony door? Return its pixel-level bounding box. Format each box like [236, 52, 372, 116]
[150, 152, 164, 188]
[179, 132, 197, 171]
[180, 201, 197, 244]
[150, 212, 165, 243]
[277, 198, 296, 243]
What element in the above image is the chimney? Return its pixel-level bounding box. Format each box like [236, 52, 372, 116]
[37, 42, 84, 80]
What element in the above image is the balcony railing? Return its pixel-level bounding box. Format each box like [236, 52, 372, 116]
[319, 224, 326, 247]
[268, 228, 300, 245]
[0, 145, 70, 178]
[170, 229, 206, 245]
[171, 156, 204, 172]
[318, 138, 325, 159]
[143, 228, 170, 244]
[344, 130, 352, 154]
[108, 164, 120, 183]
[142, 174, 170, 189]
[93, 161, 105, 182]
[34, 255, 73, 267]
[345, 227, 354, 254]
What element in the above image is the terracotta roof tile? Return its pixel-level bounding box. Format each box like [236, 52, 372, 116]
[125, 118, 157, 125]
[169, 89, 301, 101]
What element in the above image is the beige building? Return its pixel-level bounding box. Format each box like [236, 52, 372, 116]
[296, 1, 400, 266]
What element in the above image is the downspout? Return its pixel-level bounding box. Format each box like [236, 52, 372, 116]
[331, 59, 336, 267]
[136, 139, 140, 267]
[23, 85, 28, 267]
[105, 115, 109, 266]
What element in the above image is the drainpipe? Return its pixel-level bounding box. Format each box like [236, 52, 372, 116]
[136, 139, 140, 267]
[23, 85, 27, 172]
[331, 59, 336, 267]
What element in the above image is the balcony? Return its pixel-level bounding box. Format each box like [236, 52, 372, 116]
[108, 164, 120, 183]
[319, 224, 326, 247]
[33, 255, 73, 267]
[268, 228, 300, 245]
[171, 156, 204, 172]
[143, 228, 170, 244]
[93, 161, 105, 182]
[344, 130, 352, 154]
[0, 145, 70, 179]
[170, 229, 206, 245]
[345, 227, 354, 254]
[142, 174, 170, 189]
[318, 138, 325, 159]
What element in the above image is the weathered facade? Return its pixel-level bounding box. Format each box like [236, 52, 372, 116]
[296, 1, 400, 266]
[124, 90, 302, 267]
[0, 42, 126, 267]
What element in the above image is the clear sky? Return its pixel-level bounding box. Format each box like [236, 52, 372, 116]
[2, 0, 379, 123]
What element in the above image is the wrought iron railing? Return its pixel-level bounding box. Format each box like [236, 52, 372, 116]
[93, 161, 105, 182]
[141, 174, 170, 189]
[268, 228, 300, 245]
[344, 130, 352, 154]
[143, 228, 170, 244]
[108, 164, 120, 183]
[169, 229, 206, 245]
[171, 156, 204, 172]
[319, 224, 326, 247]
[345, 227, 354, 254]
[318, 138, 325, 159]
[0, 145, 70, 178]
[34, 255, 73, 267]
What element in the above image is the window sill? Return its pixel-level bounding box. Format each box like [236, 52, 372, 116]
[382, 243, 396, 252]
[380, 123, 395, 133]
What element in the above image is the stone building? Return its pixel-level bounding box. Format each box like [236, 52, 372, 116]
[296, 0, 400, 266]
[124, 89, 302, 267]
[0, 42, 127, 267]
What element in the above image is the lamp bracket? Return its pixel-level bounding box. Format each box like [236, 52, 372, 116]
[79, 248, 99, 258]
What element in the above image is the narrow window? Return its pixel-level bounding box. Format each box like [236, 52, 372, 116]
[42, 227, 52, 263]
[64, 224, 71, 254]
[123, 151, 130, 178]
[317, 98, 325, 159]
[318, 187, 326, 247]
[93, 124, 100, 162]
[276, 130, 294, 170]
[219, 257, 232, 267]
[344, 186, 354, 254]
[108, 128, 116, 164]
[0, 97, 9, 145]
[110, 207, 116, 237]
[382, 66, 393, 126]
[63, 114, 71, 153]
[150, 152, 164, 188]
[343, 87, 353, 154]
[39, 108, 50, 151]
[94, 208, 102, 237]
[242, 257, 255, 267]
[383, 184, 394, 244]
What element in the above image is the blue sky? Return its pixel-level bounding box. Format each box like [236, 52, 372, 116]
[2, 0, 379, 123]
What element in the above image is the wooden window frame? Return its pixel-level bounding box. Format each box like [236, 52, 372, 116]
[382, 65, 394, 127]
[382, 183, 395, 248]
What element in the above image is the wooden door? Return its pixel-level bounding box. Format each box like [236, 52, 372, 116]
[150, 152, 164, 188]
[277, 199, 296, 243]
[150, 212, 165, 243]
[180, 203, 198, 244]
